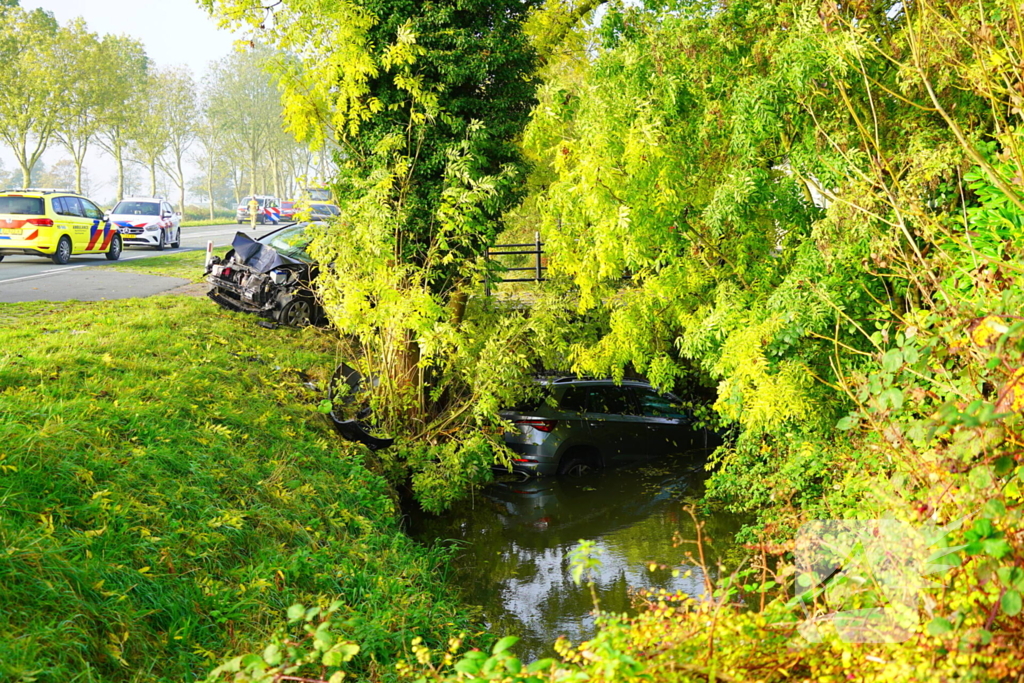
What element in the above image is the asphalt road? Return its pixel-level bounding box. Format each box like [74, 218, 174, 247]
[0, 223, 276, 304]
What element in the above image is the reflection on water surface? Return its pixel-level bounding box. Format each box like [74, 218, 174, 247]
[409, 451, 746, 661]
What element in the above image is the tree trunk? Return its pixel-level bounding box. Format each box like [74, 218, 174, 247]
[449, 289, 469, 326]
[271, 150, 281, 198]
[74, 159, 83, 194]
[399, 335, 424, 415]
[115, 150, 125, 202]
[207, 156, 215, 220]
[19, 161, 31, 188]
[250, 151, 258, 195]
[149, 159, 157, 197]
[176, 156, 186, 214]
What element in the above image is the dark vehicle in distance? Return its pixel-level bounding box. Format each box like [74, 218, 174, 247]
[205, 222, 324, 326]
[498, 378, 717, 478]
[308, 203, 340, 221]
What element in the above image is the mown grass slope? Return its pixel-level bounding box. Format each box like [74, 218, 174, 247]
[0, 296, 469, 682]
[108, 246, 228, 282]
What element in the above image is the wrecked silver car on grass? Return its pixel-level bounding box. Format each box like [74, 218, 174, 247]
[206, 223, 325, 327]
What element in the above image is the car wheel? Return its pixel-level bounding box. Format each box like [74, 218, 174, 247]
[105, 234, 123, 261]
[170, 228, 180, 249]
[277, 297, 314, 327]
[155, 230, 165, 251]
[51, 236, 72, 265]
[0, 255, 5, 262]
[558, 449, 598, 478]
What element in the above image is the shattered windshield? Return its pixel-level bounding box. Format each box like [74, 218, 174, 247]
[258, 224, 313, 262]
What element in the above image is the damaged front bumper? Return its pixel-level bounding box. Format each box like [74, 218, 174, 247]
[206, 263, 282, 318]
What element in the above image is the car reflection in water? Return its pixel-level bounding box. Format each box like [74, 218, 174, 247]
[409, 452, 748, 662]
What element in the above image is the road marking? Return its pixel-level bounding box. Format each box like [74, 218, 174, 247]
[0, 263, 91, 285]
[0, 249, 198, 285]
[0, 223, 259, 287]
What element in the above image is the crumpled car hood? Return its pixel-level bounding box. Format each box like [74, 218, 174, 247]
[231, 231, 304, 273]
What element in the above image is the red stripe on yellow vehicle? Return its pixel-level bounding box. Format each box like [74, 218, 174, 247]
[85, 222, 104, 250]
[99, 227, 115, 251]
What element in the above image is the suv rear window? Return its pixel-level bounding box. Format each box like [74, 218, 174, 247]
[0, 196, 44, 215]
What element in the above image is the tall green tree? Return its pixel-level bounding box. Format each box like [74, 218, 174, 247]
[193, 111, 229, 218]
[131, 69, 173, 197]
[95, 34, 149, 201]
[0, 6, 62, 187]
[203, 0, 544, 508]
[204, 0, 541, 287]
[51, 18, 104, 194]
[204, 48, 281, 197]
[157, 66, 198, 211]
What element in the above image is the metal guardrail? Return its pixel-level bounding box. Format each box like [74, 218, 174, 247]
[485, 231, 545, 296]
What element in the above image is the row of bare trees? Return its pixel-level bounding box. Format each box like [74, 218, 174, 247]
[0, 3, 331, 216]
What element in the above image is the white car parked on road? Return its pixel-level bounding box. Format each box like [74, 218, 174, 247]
[108, 197, 181, 250]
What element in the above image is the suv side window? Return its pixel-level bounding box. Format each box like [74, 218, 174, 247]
[61, 196, 85, 217]
[52, 196, 66, 215]
[558, 386, 588, 413]
[586, 386, 639, 416]
[80, 198, 103, 220]
[634, 387, 688, 419]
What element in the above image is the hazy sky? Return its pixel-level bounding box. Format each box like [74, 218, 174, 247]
[29, 0, 241, 77]
[1, 0, 243, 201]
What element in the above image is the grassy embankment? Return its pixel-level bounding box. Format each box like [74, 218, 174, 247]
[180, 218, 238, 228]
[110, 247, 229, 283]
[0, 294, 472, 682]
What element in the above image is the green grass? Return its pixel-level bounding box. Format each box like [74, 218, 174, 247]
[104, 248, 229, 283]
[0, 296, 472, 682]
[180, 218, 236, 227]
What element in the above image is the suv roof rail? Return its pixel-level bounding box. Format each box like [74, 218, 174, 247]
[547, 374, 652, 385]
[2, 187, 76, 194]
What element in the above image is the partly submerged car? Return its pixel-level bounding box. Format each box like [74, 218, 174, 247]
[205, 222, 324, 326]
[498, 377, 718, 478]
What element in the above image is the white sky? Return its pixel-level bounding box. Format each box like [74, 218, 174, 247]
[1, 0, 243, 204]
[30, 0, 240, 79]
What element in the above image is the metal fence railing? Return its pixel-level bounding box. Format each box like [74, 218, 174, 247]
[484, 232, 545, 296]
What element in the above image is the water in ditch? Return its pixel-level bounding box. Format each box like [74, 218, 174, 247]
[407, 450, 748, 661]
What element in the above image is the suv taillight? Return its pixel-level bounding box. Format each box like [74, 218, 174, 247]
[516, 419, 558, 433]
[26, 218, 53, 227]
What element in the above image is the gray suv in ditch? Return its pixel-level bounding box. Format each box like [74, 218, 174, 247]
[497, 378, 711, 478]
